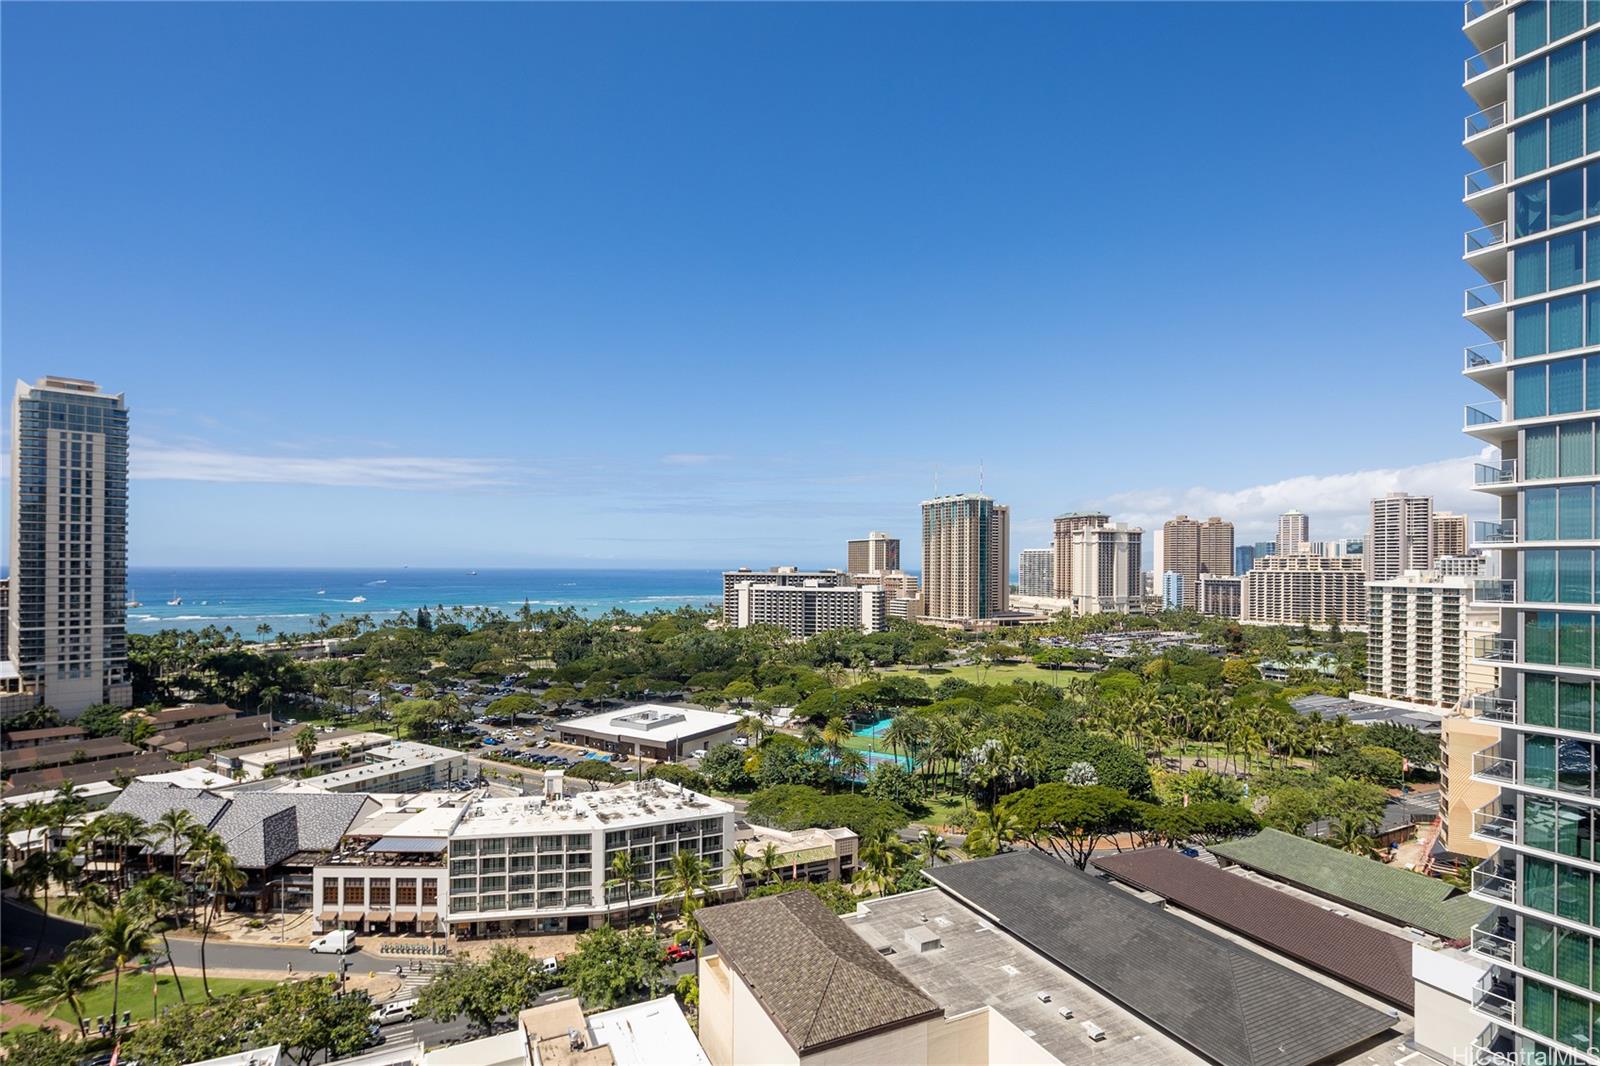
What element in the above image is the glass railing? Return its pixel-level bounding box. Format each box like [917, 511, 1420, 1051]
[1473, 800, 1518, 842]
[1466, 280, 1507, 310]
[1471, 637, 1517, 664]
[1466, 221, 1507, 254]
[1464, 0, 1508, 26]
[1473, 747, 1516, 782]
[1471, 1024, 1519, 1066]
[1475, 458, 1517, 484]
[1466, 102, 1507, 138]
[1475, 518, 1518, 544]
[1466, 340, 1505, 369]
[1472, 920, 1517, 964]
[1474, 580, 1517, 606]
[1471, 967, 1518, 1025]
[1466, 162, 1507, 198]
[1471, 858, 1517, 903]
[1466, 42, 1507, 81]
[1467, 401, 1506, 427]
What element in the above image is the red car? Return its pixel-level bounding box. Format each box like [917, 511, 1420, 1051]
[665, 943, 696, 963]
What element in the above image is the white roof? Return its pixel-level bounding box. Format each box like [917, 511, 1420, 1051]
[138, 767, 239, 791]
[422, 1029, 526, 1066]
[587, 995, 710, 1066]
[294, 742, 462, 788]
[0, 661, 19, 681]
[561, 703, 740, 743]
[0, 779, 120, 809]
[454, 779, 733, 837]
[184, 1045, 282, 1066]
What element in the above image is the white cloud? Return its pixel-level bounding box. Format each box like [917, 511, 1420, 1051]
[1097, 451, 1492, 542]
[659, 453, 725, 466]
[131, 442, 512, 490]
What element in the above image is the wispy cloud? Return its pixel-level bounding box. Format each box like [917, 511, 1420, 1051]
[1096, 452, 1490, 542]
[131, 441, 513, 490]
[659, 453, 726, 466]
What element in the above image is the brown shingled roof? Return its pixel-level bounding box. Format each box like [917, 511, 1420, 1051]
[696, 890, 942, 1054]
[1093, 847, 1414, 1010]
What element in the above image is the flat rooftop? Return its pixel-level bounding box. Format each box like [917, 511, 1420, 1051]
[217, 729, 391, 765]
[586, 995, 709, 1066]
[560, 704, 740, 744]
[292, 741, 463, 789]
[454, 779, 732, 836]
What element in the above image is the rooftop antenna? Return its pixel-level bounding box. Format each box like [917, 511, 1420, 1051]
[979, 460, 985, 496]
[933, 466, 940, 498]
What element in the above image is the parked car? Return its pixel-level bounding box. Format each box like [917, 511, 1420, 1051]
[690, 749, 707, 759]
[371, 999, 416, 1026]
[732, 737, 748, 748]
[665, 943, 696, 963]
[309, 930, 357, 954]
[534, 738, 548, 748]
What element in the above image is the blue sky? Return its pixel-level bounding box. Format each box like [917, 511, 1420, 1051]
[2, 2, 1485, 569]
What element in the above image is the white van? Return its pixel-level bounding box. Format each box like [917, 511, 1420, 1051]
[371, 999, 416, 1026]
[309, 930, 357, 954]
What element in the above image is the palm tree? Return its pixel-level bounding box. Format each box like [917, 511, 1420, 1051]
[192, 833, 244, 999]
[25, 948, 99, 1037]
[726, 843, 755, 898]
[1329, 815, 1377, 857]
[95, 906, 153, 1033]
[836, 748, 868, 792]
[858, 832, 907, 897]
[125, 874, 189, 1003]
[153, 808, 200, 888]
[757, 842, 783, 886]
[609, 851, 642, 928]
[916, 829, 950, 868]
[662, 849, 710, 942]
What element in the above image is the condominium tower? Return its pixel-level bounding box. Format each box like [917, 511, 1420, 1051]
[1239, 554, 1365, 628]
[1460, 4, 1600, 1061]
[1276, 510, 1310, 555]
[1062, 523, 1143, 615]
[1161, 515, 1232, 611]
[1367, 492, 1435, 581]
[1017, 548, 1053, 598]
[921, 494, 1009, 622]
[1434, 511, 1471, 558]
[6, 378, 132, 717]
[721, 567, 846, 625]
[1050, 512, 1107, 608]
[846, 531, 900, 575]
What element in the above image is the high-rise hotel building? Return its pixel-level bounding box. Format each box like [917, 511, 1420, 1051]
[920, 494, 1008, 622]
[1462, 3, 1600, 1061]
[7, 378, 132, 717]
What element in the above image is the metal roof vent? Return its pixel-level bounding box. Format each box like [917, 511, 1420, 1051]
[903, 927, 942, 953]
[1082, 1021, 1106, 1042]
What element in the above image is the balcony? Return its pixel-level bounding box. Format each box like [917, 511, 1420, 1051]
[1465, 42, 1507, 82]
[1466, 102, 1507, 140]
[1475, 518, 1518, 545]
[1465, 340, 1506, 370]
[1466, 221, 1507, 256]
[1466, 280, 1506, 313]
[1471, 857, 1517, 903]
[1471, 967, 1518, 1026]
[1473, 746, 1516, 783]
[1474, 578, 1517, 602]
[1475, 457, 1517, 488]
[1472, 1024, 1519, 1066]
[1463, 0, 1508, 27]
[1472, 637, 1517, 664]
[1472, 916, 1518, 964]
[1473, 800, 1518, 843]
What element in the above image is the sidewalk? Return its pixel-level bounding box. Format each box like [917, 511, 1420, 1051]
[167, 908, 317, 946]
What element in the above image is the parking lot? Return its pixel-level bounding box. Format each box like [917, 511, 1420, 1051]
[466, 717, 651, 773]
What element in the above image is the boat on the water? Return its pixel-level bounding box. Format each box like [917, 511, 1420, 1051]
[317, 589, 326, 595]
[167, 593, 183, 606]
[351, 595, 367, 603]
[467, 570, 478, 576]
[126, 589, 143, 608]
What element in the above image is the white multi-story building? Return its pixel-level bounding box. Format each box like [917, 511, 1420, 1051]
[1276, 510, 1310, 555]
[1459, 5, 1600, 1060]
[846, 531, 900, 575]
[6, 377, 132, 716]
[1240, 553, 1366, 627]
[1064, 523, 1144, 615]
[1365, 570, 1494, 710]
[731, 580, 885, 636]
[1368, 492, 1435, 581]
[720, 567, 846, 625]
[1198, 574, 1243, 619]
[1017, 548, 1053, 598]
[920, 494, 1009, 622]
[1438, 553, 1489, 576]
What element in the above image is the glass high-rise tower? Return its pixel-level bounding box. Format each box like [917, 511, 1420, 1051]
[6, 377, 131, 717]
[1465, 1, 1600, 1061]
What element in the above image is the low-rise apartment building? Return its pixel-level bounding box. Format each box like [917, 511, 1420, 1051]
[558, 704, 740, 762]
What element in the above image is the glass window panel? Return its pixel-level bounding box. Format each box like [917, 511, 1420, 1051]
[1590, 97, 1600, 152]
[1559, 548, 1594, 601]
[1553, 42, 1585, 100]
[1560, 485, 1595, 535]
[1519, 177, 1550, 233]
[1531, 796, 1560, 849]
[1559, 928, 1593, 986]
[1591, 293, 1600, 345]
[1561, 421, 1595, 474]
[1530, 856, 1560, 911]
[1553, 293, 1586, 349]
[1555, 163, 1580, 222]
[1553, 0, 1585, 39]
[1520, 303, 1551, 358]
[1519, 0, 1550, 56]
[1530, 549, 1561, 601]
[1560, 737, 1595, 792]
[1560, 612, 1594, 666]
[1530, 734, 1560, 788]
[1533, 610, 1561, 662]
[1552, 107, 1586, 166]
[1560, 802, 1594, 858]
[1591, 162, 1600, 216]
[1530, 672, 1561, 726]
[1521, 59, 1552, 117]
[1553, 357, 1585, 411]
[1522, 241, 1552, 297]
[1529, 917, 1559, 973]
[1589, 228, 1600, 283]
[1554, 230, 1584, 287]
[1559, 988, 1593, 1050]
[1590, 34, 1600, 89]
[1528, 425, 1559, 478]
[1532, 487, 1561, 539]
[1559, 864, 1591, 922]
[1519, 364, 1551, 418]
[1526, 980, 1557, 1039]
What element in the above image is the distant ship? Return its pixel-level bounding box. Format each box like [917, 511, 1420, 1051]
[467, 570, 478, 576]
[126, 589, 143, 608]
[351, 595, 367, 603]
[317, 589, 326, 595]
[167, 593, 183, 606]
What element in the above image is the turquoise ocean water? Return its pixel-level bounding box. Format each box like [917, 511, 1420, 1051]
[121, 567, 722, 636]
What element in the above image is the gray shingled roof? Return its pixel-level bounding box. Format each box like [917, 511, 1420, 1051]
[107, 781, 370, 869]
[696, 890, 943, 1054]
[926, 851, 1398, 1066]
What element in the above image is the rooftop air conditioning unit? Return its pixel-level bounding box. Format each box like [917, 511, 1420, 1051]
[1036, 992, 1051, 1003]
[1057, 1007, 1074, 1020]
[1082, 1022, 1106, 1042]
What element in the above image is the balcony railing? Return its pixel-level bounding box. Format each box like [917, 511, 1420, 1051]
[1472, 919, 1517, 964]
[1466, 401, 1505, 428]
[1466, 42, 1507, 81]
[1466, 162, 1507, 198]
[1473, 747, 1516, 782]
[1475, 578, 1517, 602]
[1466, 102, 1507, 139]
[1466, 221, 1507, 255]
[1466, 340, 1506, 369]
[1472, 1024, 1519, 1066]
[1466, 280, 1507, 311]
[1475, 518, 1518, 544]
[1472, 636, 1517, 663]
[1475, 458, 1517, 484]
[1472, 858, 1517, 903]
[1464, 0, 1508, 26]
[1472, 967, 1518, 1025]
[1474, 801, 1518, 843]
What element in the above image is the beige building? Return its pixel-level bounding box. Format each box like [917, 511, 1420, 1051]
[1161, 515, 1230, 611]
[721, 567, 846, 625]
[921, 494, 1009, 622]
[846, 531, 900, 575]
[1241, 553, 1366, 627]
[1440, 714, 1500, 863]
[1432, 511, 1468, 560]
[1050, 512, 1107, 605]
[1364, 570, 1492, 710]
[1367, 492, 1434, 581]
[847, 569, 918, 598]
[1197, 574, 1243, 619]
[7, 377, 132, 717]
[1063, 523, 1143, 616]
[1276, 509, 1310, 555]
[732, 580, 885, 636]
[1199, 516, 1235, 580]
[737, 823, 858, 884]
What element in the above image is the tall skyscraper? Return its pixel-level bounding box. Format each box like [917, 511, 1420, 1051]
[1432, 511, 1469, 560]
[1367, 491, 1434, 581]
[1161, 571, 1183, 611]
[1276, 510, 1309, 555]
[1234, 544, 1257, 574]
[1017, 548, 1053, 598]
[846, 531, 900, 575]
[1198, 516, 1235, 579]
[921, 494, 1009, 622]
[7, 377, 132, 716]
[1459, 6, 1596, 1060]
[1063, 523, 1143, 615]
[1160, 515, 1231, 610]
[1253, 540, 1278, 561]
[1051, 512, 1107, 609]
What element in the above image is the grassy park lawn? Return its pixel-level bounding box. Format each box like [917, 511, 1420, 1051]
[10, 971, 275, 1028]
[880, 662, 1073, 687]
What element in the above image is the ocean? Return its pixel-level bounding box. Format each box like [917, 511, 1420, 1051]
[122, 568, 724, 636]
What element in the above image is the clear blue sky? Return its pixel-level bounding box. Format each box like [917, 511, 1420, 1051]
[1, 2, 1483, 569]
